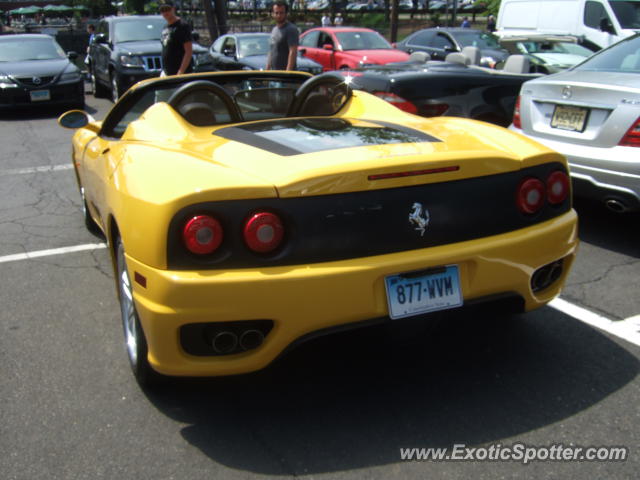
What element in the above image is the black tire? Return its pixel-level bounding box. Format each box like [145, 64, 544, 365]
[91, 67, 109, 98]
[110, 72, 122, 103]
[116, 237, 162, 387]
[79, 186, 102, 236]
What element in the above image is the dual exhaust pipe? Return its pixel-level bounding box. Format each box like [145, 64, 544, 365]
[604, 198, 629, 213]
[211, 329, 265, 355]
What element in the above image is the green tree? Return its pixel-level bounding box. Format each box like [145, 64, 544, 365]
[483, 0, 501, 16]
[125, 0, 146, 14]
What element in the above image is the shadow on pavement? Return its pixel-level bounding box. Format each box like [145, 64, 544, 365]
[574, 198, 640, 259]
[143, 306, 639, 475]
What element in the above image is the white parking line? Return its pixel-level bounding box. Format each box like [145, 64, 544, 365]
[0, 243, 638, 348]
[0, 164, 74, 177]
[0, 243, 106, 264]
[550, 298, 640, 347]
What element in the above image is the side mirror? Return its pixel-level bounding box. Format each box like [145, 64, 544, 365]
[67, 51, 78, 60]
[94, 33, 107, 44]
[223, 48, 235, 57]
[599, 17, 615, 34]
[299, 47, 307, 55]
[322, 44, 334, 51]
[192, 31, 200, 43]
[58, 110, 100, 133]
[444, 45, 455, 52]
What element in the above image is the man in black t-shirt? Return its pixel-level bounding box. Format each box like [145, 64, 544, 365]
[159, 0, 193, 76]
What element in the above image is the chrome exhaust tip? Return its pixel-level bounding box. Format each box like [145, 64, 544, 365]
[239, 329, 265, 351]
[605, 198, 628, 213]
[211, 331, 238, 354]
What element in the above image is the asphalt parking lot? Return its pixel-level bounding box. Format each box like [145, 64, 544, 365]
[1, 93, 639, 479]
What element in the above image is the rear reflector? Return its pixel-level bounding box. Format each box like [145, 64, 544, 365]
[512, 96, 522, 129]
[546, 171, 570, 205]
[373, 92, 418, 114]
[619, 117, 640, 147]
[421, 103, 449, 117]
[243, 212, 284, 253]
[183, 215, 223, 255]
[516, 177, 545, 214]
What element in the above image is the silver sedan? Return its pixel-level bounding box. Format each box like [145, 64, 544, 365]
[510, 34, 640, 213]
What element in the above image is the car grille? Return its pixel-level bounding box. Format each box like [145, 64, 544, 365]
[142, 55, 162, 72]
[16, 76, 55, 87]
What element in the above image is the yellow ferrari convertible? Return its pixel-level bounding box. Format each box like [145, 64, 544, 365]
[59, 71, 578, 386]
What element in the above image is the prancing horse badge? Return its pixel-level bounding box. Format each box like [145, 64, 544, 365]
[408, 202, 430, 236]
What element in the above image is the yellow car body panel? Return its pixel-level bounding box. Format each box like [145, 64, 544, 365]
[61, 71, 579, 379]
[130, 212, 577, 376]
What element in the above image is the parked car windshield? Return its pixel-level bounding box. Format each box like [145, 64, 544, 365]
[114, 18, 166, 43]
[335, 31, 392, 50]
[454, 31, 501, 49]
[574, 34, 640, 72]
[609, 0, 640, 29]
[0, 37, 66, 62]
[239, 35, 270, 57]
[518, 41, 593, 56]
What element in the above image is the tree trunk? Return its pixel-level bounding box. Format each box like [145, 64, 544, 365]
[202, 0, 219, 41]
[214, 0, 229, 36]
[390, 0, 399, 44]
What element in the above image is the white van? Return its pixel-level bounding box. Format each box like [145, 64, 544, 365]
[496, 0, 640, 50]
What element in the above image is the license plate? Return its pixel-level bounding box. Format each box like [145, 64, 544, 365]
[550, 105, 588, 132]
[385, 265, 463, 320]
[30, 89, 50, 102]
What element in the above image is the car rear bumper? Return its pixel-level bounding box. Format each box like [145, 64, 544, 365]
[127, 211, 578, 376]
[510, 126, 640, 211]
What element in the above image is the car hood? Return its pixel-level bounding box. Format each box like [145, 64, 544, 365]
[0, 58, 76, 77]
[241, 54, 320, 70]
[240, 55, 269, 69]
[339, 49, 410, 64]
[117, 98, 559, 200]
[114, 40, 162, 55]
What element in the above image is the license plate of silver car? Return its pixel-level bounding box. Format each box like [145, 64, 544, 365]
[385, 265, 463, 320]
[551, 104, 588, 132]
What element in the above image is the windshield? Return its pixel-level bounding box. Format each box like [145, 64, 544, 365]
[114, 18, 166, 43]
[0, 37, 67, 62]
[574, 33, 640, 72]
[518, 41, 593, 56]
[609, 0, 640, 29]
[335, 31, 392, 50]
[239, 36, 270, 57]
[455, 31, 501, 49]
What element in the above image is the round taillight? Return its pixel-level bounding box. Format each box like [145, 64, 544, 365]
[243, 212, 284, 253]
[183, 215, 223, 255]
[546, 171, 570, 205]
[516, 177, 545, 214]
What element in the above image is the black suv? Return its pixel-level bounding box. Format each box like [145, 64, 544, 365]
[87, 15, 215, 102]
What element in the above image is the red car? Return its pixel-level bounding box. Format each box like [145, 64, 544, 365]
[299, 27, 410, 71]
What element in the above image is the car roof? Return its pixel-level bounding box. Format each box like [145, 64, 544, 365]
[103, 15, 163, 22]
[308, 27, 376, 33]
[228, 32, 270, 37]
[499, 34, 581, 44]
[414, 27, 484, 34]
[0, 33, 56, 41]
